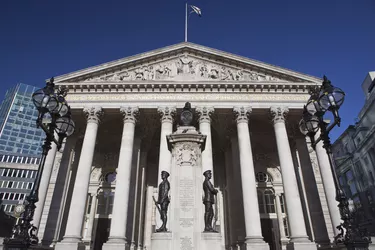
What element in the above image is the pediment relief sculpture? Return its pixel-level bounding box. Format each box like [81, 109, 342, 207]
[81, 55, 284, 83]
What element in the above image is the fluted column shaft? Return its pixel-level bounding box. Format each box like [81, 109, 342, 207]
[33, 140, 58, 229]
[270, 106, 309, 242]
[233, 107, 265, 244]
[314, 132, 341, 235]
[157, 107, 176, 185]
[105, 107, 139, 246]
[196, 106, 214, 183]
[60, 107, 103, 243]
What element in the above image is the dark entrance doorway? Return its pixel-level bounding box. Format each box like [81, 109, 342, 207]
[93, 218, 111, 250]
[261, 218, 281, 250]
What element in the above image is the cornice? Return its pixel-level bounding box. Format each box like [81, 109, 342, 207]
[59, 81, 313, 94]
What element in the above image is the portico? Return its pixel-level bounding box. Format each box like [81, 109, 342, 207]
[37, 42, 337, 250]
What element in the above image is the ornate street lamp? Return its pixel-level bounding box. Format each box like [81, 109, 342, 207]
[3, 78, 75, 249]
[299, 76, 371, 249]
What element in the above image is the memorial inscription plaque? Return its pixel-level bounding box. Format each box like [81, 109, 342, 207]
[176, 160, 196, 250]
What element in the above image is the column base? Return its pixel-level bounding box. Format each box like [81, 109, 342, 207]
[55, 240, 86, 250]
[102, 238, 128, 250]
[244, 237, 270, 250]
[201, 232, 223, 250]
[151, 232, 172, 250]
[286, 241, 317, 250]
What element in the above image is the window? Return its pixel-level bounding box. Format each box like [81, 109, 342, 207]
[264, 190, 276, 213]
[14, 193, 19, 200]
[345, 170, 357, 196]
[4, 193, 9, 199]
[7, 181, 13, 188]
[2, 181, 8, 188]
[9, 193, 14, 200]
[283, 218, 290, 237]
[27, 182, 33, 189]
[0, 192, 4, 199]
[280, 194, 286, 213]
[20, 194, 25, 200]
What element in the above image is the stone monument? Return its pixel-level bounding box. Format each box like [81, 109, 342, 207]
[151, 102, 223, 250]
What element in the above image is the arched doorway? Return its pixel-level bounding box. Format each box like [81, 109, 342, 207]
[256, 172, 289, 250]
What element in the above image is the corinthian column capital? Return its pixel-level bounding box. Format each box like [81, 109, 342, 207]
[120, 106, 139, 124]
[196, 106, 214, 123]
[83, 106, 103, 124]
[157, 106, 176, 123]
[233, 106, 252, 124]
[270, 106, 289, 124]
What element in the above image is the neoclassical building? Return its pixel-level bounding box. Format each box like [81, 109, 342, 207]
[30, 43, 343, 250]
[332, 71, 375, 235]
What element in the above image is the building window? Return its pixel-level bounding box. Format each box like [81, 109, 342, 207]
[264, 190, 276, 213]
[0, 192, 4, 199]
[283, 218, 290, 237]
[104, 172, 117, 183]
[343, 170, 357, 197]
[280, 193, 286, 213]
[258, 191, 265, 214]
[7, 181, 13, 188]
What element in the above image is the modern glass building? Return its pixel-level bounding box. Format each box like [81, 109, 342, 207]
[0, 83, 44, 157]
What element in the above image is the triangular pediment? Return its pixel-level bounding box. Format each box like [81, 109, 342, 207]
[54, 42, 321, 84]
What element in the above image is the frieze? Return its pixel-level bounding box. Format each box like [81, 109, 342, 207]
[80, 55, 285, 83]
[66, 93, 309, 102]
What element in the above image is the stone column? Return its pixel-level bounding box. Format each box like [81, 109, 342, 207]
[275, 193, 287, 241]
[196, 106, 215, 182]
[270, 106, 315, 250]
[103, 107, 139, 250]
[85, 193, 98, 241]
[157, 107, 176, 184]
[314, 132, 341, 235]
[56, 107, 103, 250]
[33, 140, 58, 230]
[233, 107, 268, 250]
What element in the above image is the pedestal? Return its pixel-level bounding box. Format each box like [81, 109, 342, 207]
[54, 240, 86, 250]
[201, 233, 223, 250]
[151, 232, 172, 250]
[286, 241, 317, 250]
[150, 126, 225, 250]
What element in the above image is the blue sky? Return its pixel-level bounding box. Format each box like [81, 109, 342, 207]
[0, 0, 374, 140]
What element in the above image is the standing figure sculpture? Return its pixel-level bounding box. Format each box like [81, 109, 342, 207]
[203, 170, 218, 232]
[156, 171, 170, 232]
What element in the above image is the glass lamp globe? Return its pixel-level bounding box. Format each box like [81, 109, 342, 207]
[32, 88, 59, 114]
[55, 116, 75, 137]
[318, 76, 345, 112]
[306, 97, 322, 115]
[299, 119, 309, 135]
[305, 115, 320, 134]
[56, 96, 69, 117]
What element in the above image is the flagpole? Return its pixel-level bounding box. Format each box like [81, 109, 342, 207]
[185, 2, 188, 42]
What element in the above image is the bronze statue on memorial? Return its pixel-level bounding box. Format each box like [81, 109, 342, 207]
[202, 170, 218, 232]
[154, 171, 170, 232]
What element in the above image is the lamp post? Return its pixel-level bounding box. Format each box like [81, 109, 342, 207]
[299, 76, 371, 250]
[3, 78, 75, 249]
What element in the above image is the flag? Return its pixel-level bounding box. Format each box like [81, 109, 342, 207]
[190, 5, 202, 17]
